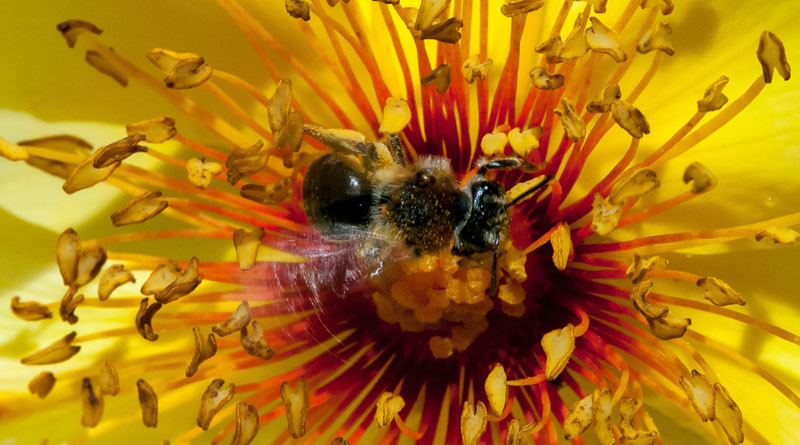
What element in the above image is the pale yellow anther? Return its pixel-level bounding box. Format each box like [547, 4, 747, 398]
[498, 282, 526, 305]
[637, 22, 674, 56]
[551, 222, 572, 271]
[592, 389, 614, 445]
[640, 0, 673, 15]
[0, 137, 30, 161]
[98, 264, 135, 301]
[331, 438, 350, 445]
[683, 162, 716, 193]
[137, 379, 158, 428]
[529, 67, 564, 90]
[212, 301, 252, 337]
[75, 245, 107, 287]
[141, 261, 181, 296]
[281, 379, 309, 438]
[564, 393, 595, 439]
[418, 17, 463, 43]
[240, 177, 292, 205]
[576, 0, 607, 13]
[507, 127, 541, 157]
[648, 313, 691, 340]
[541, 324, 575, 380]
[81, 377, 104, 427]
[586, 17, 627, 62]
[611, 101, 650, 139]
[379, 97, 412, 133]
[558, 15, 589, 61]
[714, 383, 744, 444]
[197, 378, 235, 431]
[462, 55, 492, 83]
[85, 50, 128, 86]
[186, 326, 217, 377]
[135, 298, 162, 342]
[21, 332, 80, 365]
[28, 371, 56, 399]
[757, 31, 791, 83]
[505, 418, 522, 445]
[501, 243, 528, 282]
[626, 254, 668, 284]
[484, 363, 508, 416]
[428, 336, 454, 359]
[608, 169, 659, 206]
[618, 397, 658, 443]
[93, 135, 147, 169]
[56, 228, 81, 286]
[421, 64, 452, 94]
[233, 227, 265, 271]
[59, 289, 83, 325]
[591, 194, 622, 236]
[303, 124, 367, 155]
[631, 281, 669, 320]
[146, 48, 197, 73]
[587, 83, 621, 114]
[415, 0, 450, 31]
[697, 277, 745, 306]
[460, 401, 488, 445]
[126, 116, 177, 143]
[142, 257, 202, 304]
[679, 370, 715, 421]
[278, 111, 304, 151]
[285, 0, 310, 20]
[480, 131, 508, 157]
[240, 320, 275, 359]
[756, 226, 800, 244]
[111, 190, 168, 227]
[695, 76, 730, 112]
[18, 134, 91, 178]
[164, 56, 213, 89]
[11, 296, 52, 321]
[186, 157, 222, 190]
[56, 20, 102, 48]
[226, 140, 269, 185]
[554, 99, 585, 142]
[99, 361, 120, 396]
[500, 0, 545, 17]
[535, 36, 564, 64]
[62, 155, 119, 194]
[375, 392, 405, 427]
[268, 79, 292, 133]
[231, 402, 260, 445]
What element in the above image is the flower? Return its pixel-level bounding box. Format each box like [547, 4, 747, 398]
[1, 1, 799, 444]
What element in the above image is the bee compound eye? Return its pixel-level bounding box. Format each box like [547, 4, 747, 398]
[414, 170, 436, 187]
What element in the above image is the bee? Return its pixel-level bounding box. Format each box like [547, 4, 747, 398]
[301, 125, 549, 294]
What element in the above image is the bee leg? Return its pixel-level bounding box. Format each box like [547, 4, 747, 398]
[387, 134, 409, 166]
[489, 237, 500, 297]
[477, 157, 541, 175]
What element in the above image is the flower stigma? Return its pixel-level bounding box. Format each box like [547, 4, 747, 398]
[1, 1, 799, 444]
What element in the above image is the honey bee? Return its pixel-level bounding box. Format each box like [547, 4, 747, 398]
[301, 125, 549, 294]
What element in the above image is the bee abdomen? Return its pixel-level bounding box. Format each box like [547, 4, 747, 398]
[302, 154, 373, 235]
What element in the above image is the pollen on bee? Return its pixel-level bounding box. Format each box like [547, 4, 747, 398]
[371, 251, 529, 357]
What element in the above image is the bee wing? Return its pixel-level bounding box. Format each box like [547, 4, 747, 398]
[239, 227, 406, 351]
[245, 226, 404, 308]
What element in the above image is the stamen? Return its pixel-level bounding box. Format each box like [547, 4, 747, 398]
[281, 379, 309, 438]
[20, 332, 80, 365]
[10, 296, 53, 321]
[136, 379, 159, 428]
[28, 371, 56, 399]
[460, 401, 488, 445]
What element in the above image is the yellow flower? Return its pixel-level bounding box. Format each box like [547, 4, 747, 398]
[1, 1, 799, 444]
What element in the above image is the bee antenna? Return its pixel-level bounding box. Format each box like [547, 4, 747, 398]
[506, 175, 552, 208]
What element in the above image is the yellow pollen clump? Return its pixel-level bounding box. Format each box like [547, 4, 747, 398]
[372, 251, 528, 357]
